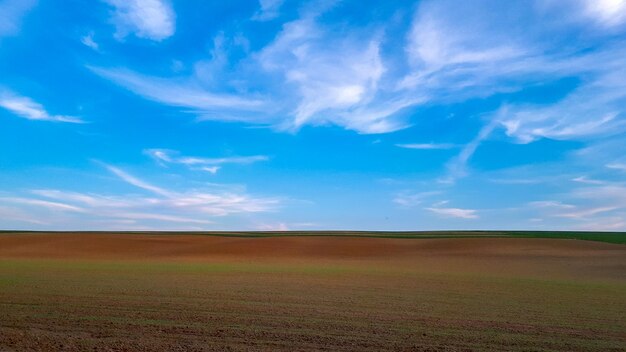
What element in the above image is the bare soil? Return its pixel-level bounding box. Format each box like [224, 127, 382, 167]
[0, 234, 624, 351]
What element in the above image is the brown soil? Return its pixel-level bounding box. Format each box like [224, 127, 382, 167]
[1, 233, 625, 281]
[1, 234, 625, 351]
[0, 233, 623, 260]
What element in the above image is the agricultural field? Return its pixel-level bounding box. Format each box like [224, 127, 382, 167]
[0, 232, 625, 351]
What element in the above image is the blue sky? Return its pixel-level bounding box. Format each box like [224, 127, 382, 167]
[1, 0, 626, 231]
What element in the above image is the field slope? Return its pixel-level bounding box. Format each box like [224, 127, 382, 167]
[0, 232, 625, 351]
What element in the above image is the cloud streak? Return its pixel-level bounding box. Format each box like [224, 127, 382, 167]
[104, 0, 175, 41]
[396, 143, 456, 150]
[81, 32, 99, 50]
[145, 149, 268, 174]
[104, 164, 173, 196]
[89, 66, 267, 120]
[607, 163, 626, 172]
[0, 164, 282, 229]
[0, 90, 83, 123]
[393, 191, 441, 207]
[252, 0, 284, 21]
[426, 206, 478, 219]
[0, 0, 36, 38]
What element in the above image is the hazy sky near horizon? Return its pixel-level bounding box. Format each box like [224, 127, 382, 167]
[1, 0, 626, 231]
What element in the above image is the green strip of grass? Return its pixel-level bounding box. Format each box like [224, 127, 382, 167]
[499, 231, 626, 245]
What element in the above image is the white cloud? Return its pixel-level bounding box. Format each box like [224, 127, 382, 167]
[0, 164, 282, 229]
[393, 191, 440, 207]
[541, 0, 626, 29]
[404, 0, 626, 149]
[572, 185, 626, 205]
[556, 206, 618, 219]
[30, 189, 144, 208]
[104, 164, 173, 196]
[81, 32, 99, 50]
[498, 64, 626, 143]
[256, 222, 289, 231]
[574, 217, 626, 231]
[0, 205, 47, 225]
[607, 163, 626, 171]
[89, 66, 267, 120]
[426, 206, 478, 219]
[0, 0, 36, 38]
[116, 212, 212, 224]
[529, 201, 576, 209]
[572, 176, 606, 185]
[177, 155, 268, 166]
[528, 183, 626, 228]
[396, 143, 456, 150]
[252, 0, 284, 21]
[145, 149, 268, 174]
[104, 0, 175, 41]
[85, 0, 626, 142]
[0, 90, 83, 123]
[441, 42, 626, 181]
[405, 1, 525, 70]
[402, 0, 540, 96]
[0, 197, 85, 213]
[443, 118, 499, 183]
[103, 164, 280, 216]
[582, 0, 626, 27]
[259, 17, 395, 133]
[200, 166, 220, 174]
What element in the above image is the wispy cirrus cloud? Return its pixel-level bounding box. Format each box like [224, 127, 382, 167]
[0, 164, 281, 230]
[85, 0, 626, 141]
[529, 201, 576, 210]
[574, 217, 626, 231]
[404, 0, 626, 145]
[607, 163, 626, 171]
[396, 143, 456, 150]
[103, 0, 175, 41]
[0, 0, 36, 38]
[252, 0, 284, 21]
[98, 164, 280, 216]
[0, 205, 47, 225]
[552, 0, 626, 28]
[145, 149, 268, 174]
[572, 185, 626, 208]
[0, 197, 86, 213]
[0, 90, 83, 123]
[426, 205, 478, 219]
[557, 206, 618, 219]
[89, 5, 421, 134]
[393, 191, 441, 207]
[258, 17, 403, 133]
[402, 0, 626, 183]
[585, 0, 626, 27]
[81, 32, 99, 50]
[403, 0, 531, 92]
[572, 176, 606, 185]
[499, 57, 626, 144]
[443, 119, 499, 183]
[112, 212, 212, 224]
[528, 180, 626, 230]
[104, 164, 173, 196]
[89, 66, 267, 120]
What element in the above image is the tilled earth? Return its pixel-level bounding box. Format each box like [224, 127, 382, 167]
[0, 234, 625, 351]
